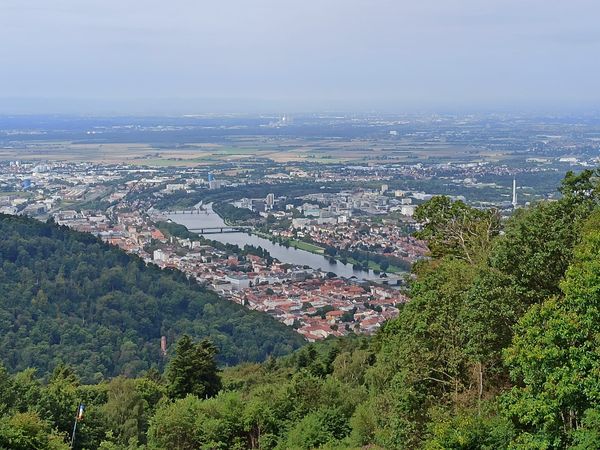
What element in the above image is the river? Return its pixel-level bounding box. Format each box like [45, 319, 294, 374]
[166, 204, 378, 280]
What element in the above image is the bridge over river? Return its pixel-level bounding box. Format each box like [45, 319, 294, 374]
[188, 226, 252, 234]
[165, 209, 205, 215]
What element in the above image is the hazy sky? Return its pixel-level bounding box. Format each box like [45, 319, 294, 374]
[1, 0, 600, 113]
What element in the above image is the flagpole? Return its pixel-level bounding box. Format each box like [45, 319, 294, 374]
[70, 417, 78, 449]
[70, 407, 78, 449]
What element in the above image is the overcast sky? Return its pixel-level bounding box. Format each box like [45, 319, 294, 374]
[1, 0, 599, 113]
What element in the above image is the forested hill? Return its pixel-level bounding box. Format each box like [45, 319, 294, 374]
[1, 170, 599, 449]
[0, 214, 304, 381]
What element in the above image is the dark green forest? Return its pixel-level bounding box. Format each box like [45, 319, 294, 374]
[0, 215, 304, 382]
[212, 202, 261, 223]
[1, 169, 599, 449]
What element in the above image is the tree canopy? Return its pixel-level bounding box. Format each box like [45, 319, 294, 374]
[414, 196, 500, 264]
[0, 214, 304, 381]
[1, 170, 599, 449]
[165, 335, 221, 400]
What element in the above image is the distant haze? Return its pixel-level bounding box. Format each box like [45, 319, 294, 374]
[1, 0, 600, 114]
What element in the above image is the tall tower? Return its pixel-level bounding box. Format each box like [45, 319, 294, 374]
[512, 177, 517, 208]
[160, 336, 167, 357]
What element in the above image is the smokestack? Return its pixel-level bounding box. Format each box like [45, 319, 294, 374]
[512, 177, 517, 208]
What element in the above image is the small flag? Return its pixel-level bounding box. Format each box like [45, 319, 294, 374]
[76, 403, 85, 421]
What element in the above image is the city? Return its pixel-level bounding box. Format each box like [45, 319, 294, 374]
[1, 113, 598, 343]
[1, 0, 600, 446]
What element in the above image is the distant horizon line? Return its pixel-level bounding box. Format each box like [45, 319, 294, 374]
[0, 96, 599, 117]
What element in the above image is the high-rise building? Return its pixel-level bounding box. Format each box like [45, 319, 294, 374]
[266, 193, 275, 208]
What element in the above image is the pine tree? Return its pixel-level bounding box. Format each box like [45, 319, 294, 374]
[165, 335, 221, 400]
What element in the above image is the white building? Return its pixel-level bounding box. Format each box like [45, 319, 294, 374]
[153, 249, 168, 262]
[226, 274, 251, 291]
[400, 205, 416, 217]
[266, 193, 275, 208]
[209, 179, 224, 190]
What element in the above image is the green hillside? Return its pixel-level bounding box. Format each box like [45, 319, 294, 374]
[1, 169, 599, 450]
[0, 214, 304, 381]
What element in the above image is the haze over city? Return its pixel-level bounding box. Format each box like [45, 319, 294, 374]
[2, 0, 600, 113]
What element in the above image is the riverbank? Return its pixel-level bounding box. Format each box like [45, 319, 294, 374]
[251, 228, 406, 275]
[214, 207, 328, 255]
[186, 203, 407, 277]
[252, 230, 325, 254]
[166, 206, 379, 279]
[338, 256, 406, 275]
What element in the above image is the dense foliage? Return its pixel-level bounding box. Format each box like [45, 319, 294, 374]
[212, 202, 260, 223]
[164, 335, 221, 400]
[0, 215, 304, 382]
[327, 245, 413, 273]
[1, 169, 599, 449]
[0, 337, 370, 450]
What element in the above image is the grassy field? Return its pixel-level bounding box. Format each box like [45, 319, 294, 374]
[250, 231, 326, 255]
[288, 239, 325, 254]
[0, 191, 33, 198]
[0, 136, 508, 167]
